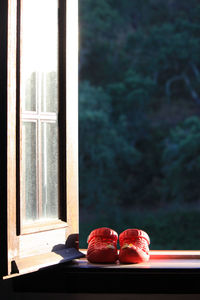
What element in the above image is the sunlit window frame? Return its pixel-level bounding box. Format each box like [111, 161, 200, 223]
[0, 0, 79, 277]
[1, 0, 200, 290]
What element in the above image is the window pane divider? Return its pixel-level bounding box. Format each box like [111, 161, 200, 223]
[21, 113, 57, 121]
[20, 219, 68, 235]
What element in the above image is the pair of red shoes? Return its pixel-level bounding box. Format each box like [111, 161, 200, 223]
[87, 227, 150, 264]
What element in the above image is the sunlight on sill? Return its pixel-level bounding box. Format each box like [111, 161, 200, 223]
[81, 249, 200, 258]
[77, 249, 200, 269]
[5, 250, 200, 279]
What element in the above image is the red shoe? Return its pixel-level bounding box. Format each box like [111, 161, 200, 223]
[119, 229, 150, 264]
[87, 227, 118, 263]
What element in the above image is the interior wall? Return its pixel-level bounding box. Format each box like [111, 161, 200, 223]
[0, 280, 200, 300]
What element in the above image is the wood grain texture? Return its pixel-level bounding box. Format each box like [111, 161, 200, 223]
[58, 0, 67, 221]
[0, 0, 9, 278]
[20, 219, 68, 235]
[2, 0, 79, 277]
[7, 0, 19, 274]
[66, 0, 79, 238]
[4, 248, 84, 278]
[16, 0, 79, 259]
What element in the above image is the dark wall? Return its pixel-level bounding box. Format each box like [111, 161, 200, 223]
[0, 280, 200, 300]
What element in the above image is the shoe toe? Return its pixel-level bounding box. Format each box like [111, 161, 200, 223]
[87, 244, 118, 263]
[119, 245, 149, 264]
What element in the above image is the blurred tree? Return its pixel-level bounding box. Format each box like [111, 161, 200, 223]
[124, 3, 200, 103]
[79, 0, 200, 215]
[79, 0, 125, 85]
[162, 116, 200, 204]
[79, 81, 142, 214]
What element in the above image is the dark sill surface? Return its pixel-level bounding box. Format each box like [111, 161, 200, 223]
[13, 255, 200, 294]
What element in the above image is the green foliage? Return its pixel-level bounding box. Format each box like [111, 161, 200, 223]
[80, 207, 200, 250]
[125, 11, 200, 100]
[80, 0, 200, 99]
[79, 81, 142, 215]
[79, 0, 124, 85]
[162, 116, 200, 203]
[79, 0, 200, 249]
[108, 70, 155, 123]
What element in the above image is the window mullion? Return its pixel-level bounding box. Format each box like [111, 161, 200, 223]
[41, 72, 47, 219]
[37, 71, 42, 220]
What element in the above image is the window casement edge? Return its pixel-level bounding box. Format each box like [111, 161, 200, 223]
[0, 0, 9, 279]
[66, 0, 79, 242]
[7, 0, 18, 277]
[1, 0, 79, 279]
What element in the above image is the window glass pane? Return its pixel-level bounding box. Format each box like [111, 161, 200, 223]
[21, 0, 58, 113]
[22, 122, 37, 222]
[23, 72, 37, 112]
[20, 0, 59, 225]
[41, 72, 58, 113]
[41, 122, 58, 219]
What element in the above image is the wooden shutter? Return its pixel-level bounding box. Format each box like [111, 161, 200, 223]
[0, 0, 80, 278]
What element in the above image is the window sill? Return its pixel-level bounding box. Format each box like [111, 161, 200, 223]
[69, 250, 200, 269]
[12, 250, 200, 293]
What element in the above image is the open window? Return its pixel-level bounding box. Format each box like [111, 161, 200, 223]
[0, 0, 79, 278]
[2, 0, 200, 292]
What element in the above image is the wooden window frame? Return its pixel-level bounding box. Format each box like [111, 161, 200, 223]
[0, 0, 79, 277]
[17, 0, 66, 234]
[1, 0, 200, 292]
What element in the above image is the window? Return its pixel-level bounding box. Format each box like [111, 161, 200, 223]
[20, 0, 60, 225]
[78, 0, 200, 252]
[1, 0, 200, 291]
[0, 0, 79, 277]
